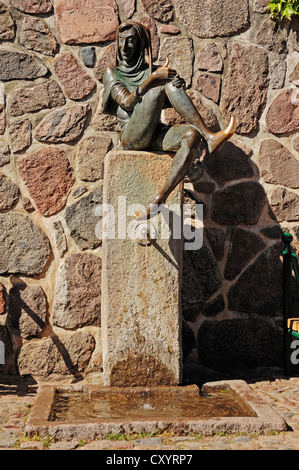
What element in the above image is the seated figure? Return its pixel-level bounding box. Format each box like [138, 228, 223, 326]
[103, 21, 235, 219]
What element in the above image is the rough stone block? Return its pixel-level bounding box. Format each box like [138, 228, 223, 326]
[54, 0, 119, 45]
[101, 150, 183, 387]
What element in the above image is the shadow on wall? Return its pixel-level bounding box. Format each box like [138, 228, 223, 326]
[181, 137, 299, 383]
[0, 282, 90, 383]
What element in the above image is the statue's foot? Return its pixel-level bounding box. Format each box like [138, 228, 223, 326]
[206, 116, 236, 154]
[134, 194, 164, 221]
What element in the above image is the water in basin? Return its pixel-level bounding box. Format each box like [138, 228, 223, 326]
[51, 388, 257, 423]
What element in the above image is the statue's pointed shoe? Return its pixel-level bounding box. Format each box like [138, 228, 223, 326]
[206, 116, 236, 154]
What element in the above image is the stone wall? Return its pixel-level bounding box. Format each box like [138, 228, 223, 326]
[0, 0, 299, 383]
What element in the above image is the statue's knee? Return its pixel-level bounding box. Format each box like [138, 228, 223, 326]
[183, 126, 201, 147]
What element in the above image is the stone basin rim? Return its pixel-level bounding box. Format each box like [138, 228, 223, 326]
[25, 380, 287, 440]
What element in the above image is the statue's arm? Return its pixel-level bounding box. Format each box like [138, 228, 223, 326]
[105, 64, 177, 112]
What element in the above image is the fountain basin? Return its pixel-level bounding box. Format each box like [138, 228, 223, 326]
[25, 380, 287, 441]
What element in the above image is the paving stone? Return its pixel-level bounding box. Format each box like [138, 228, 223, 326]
[0, 435, 18, 448]
[49, 441, 78, 450]
[132, 437, 163, 446]
[19, 441, 44, 450]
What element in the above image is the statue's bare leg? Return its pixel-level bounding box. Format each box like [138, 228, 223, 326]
[165, 82, 235, 154]
[134, 124, 200, 220]
[120, 86, 166, 150]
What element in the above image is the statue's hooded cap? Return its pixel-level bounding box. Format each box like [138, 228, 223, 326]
[102, 21, 152, 114]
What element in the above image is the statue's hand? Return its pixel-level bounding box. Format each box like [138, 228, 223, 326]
[152, 58, 176, 82]
[172, 75, 185, 88]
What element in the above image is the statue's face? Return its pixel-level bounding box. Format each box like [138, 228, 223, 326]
[118, 28, 139, 65]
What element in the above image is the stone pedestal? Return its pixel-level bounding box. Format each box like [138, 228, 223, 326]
[101, 150, 184, 386]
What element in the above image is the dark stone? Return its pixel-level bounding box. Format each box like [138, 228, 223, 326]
[224, 228, 266, 280]
[193, 181, 215, 194]
[81, 47, 96, 67]
[64, 187, 103, 250]
[203, 140, 254, 183]
[0, 325, 13, 367]
[182, 320, 196, 362]
[182, 305, 200, 322]
[260, 225, 283, 239]
[203, 294, 225, 317]
[0, 50, 47, 81]
[211, 182, 267, 225]
[197, 317, 283, 372]
[227, 242, 283, 317]
[182, 244, 222, 306]
[206, 228, 225, 261]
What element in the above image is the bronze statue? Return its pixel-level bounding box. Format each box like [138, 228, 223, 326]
[103, 21, 235, 220]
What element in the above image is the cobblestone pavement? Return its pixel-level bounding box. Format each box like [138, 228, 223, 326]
[1, 373, 299, 451]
